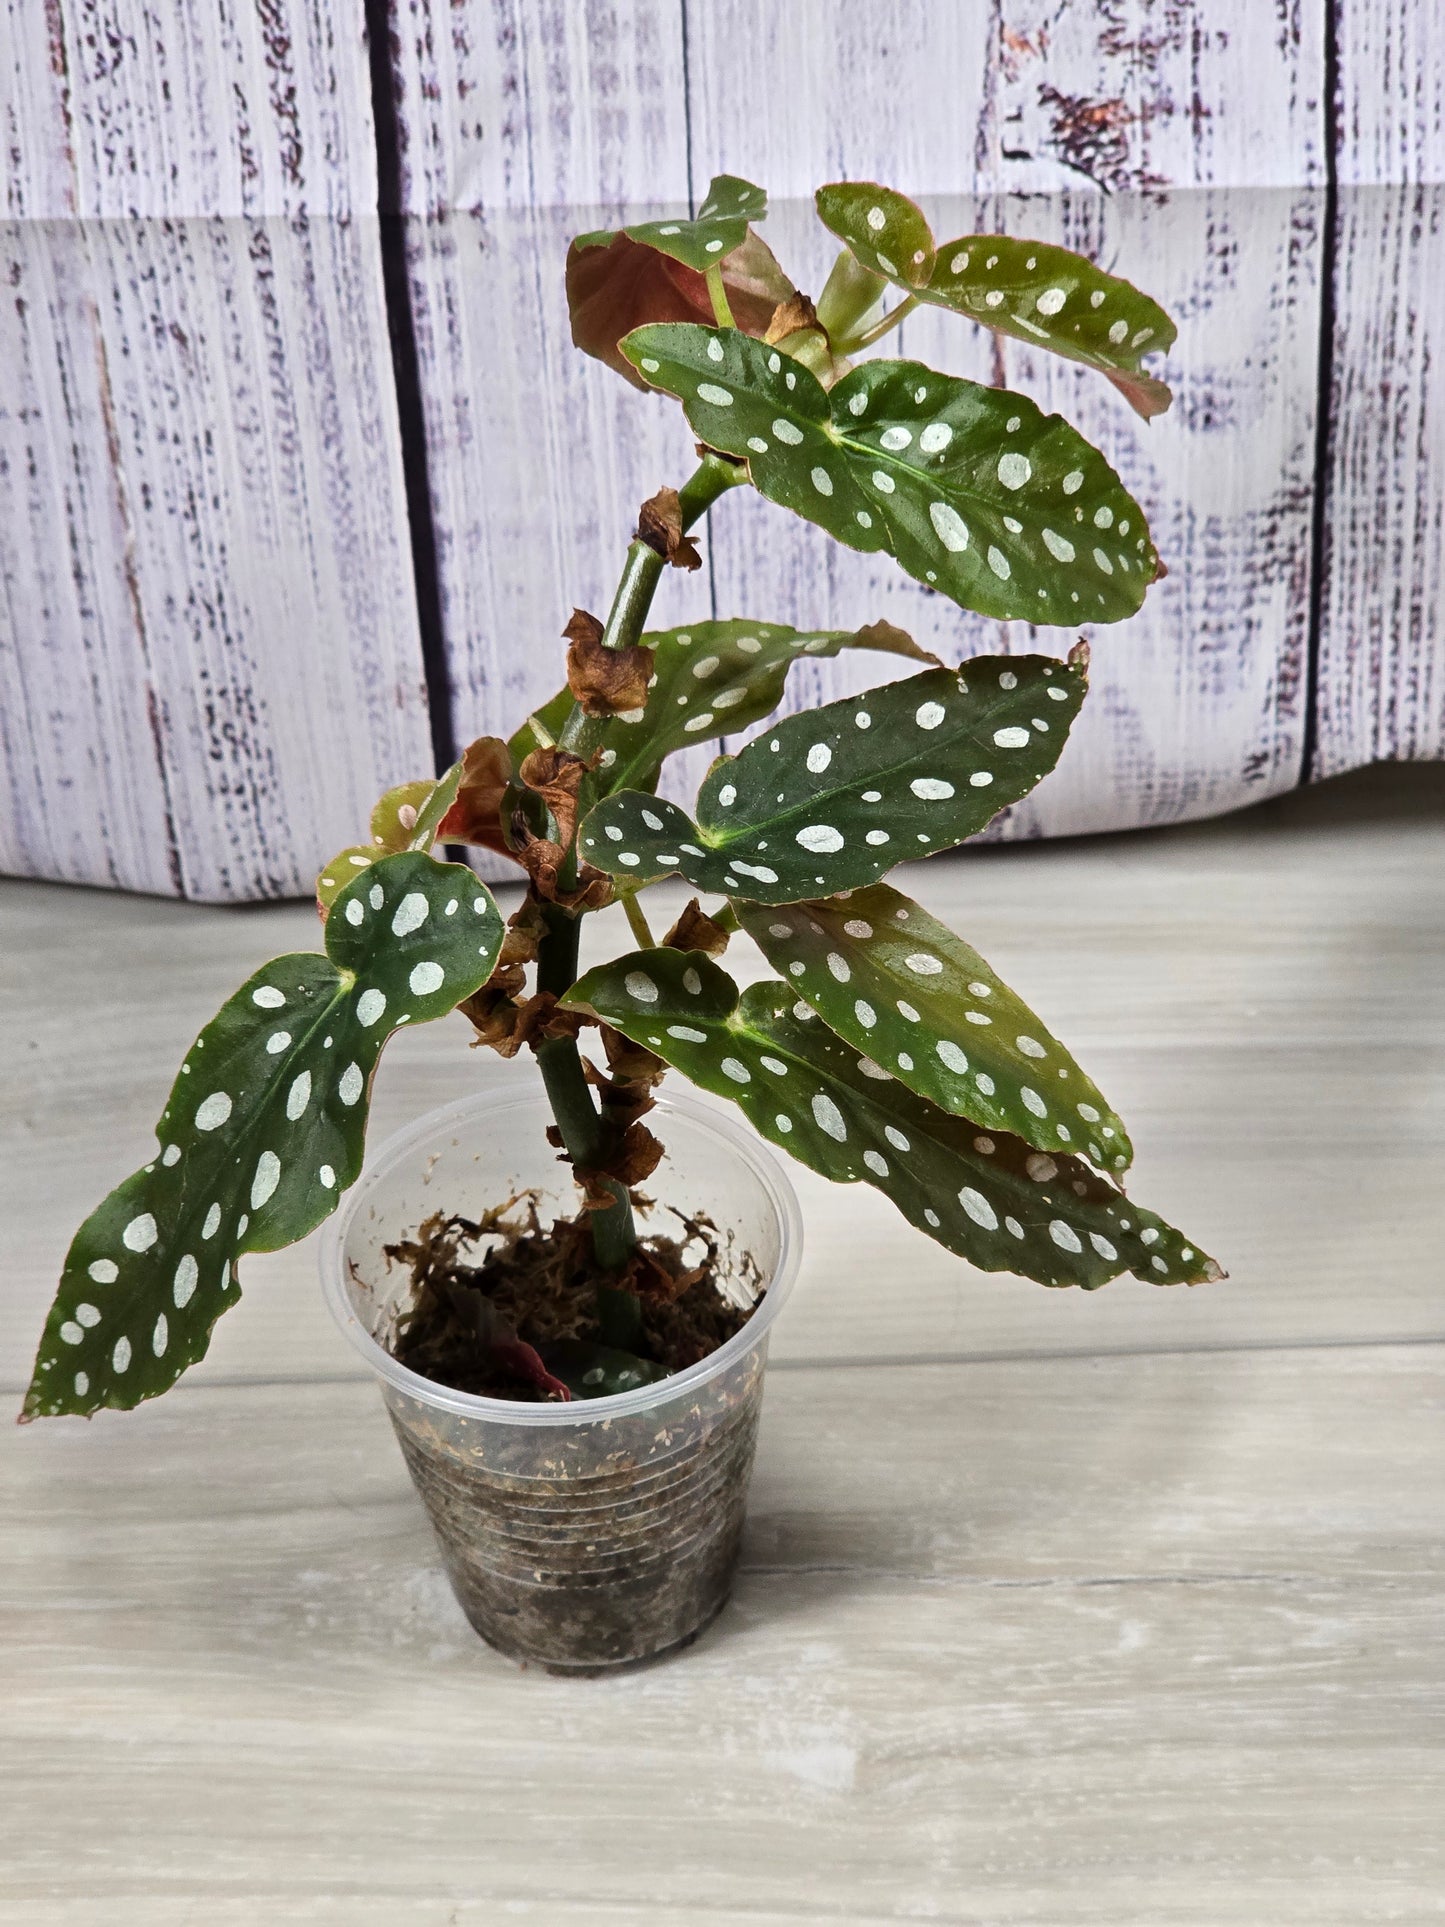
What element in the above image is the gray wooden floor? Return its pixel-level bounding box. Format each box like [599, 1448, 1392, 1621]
[3, 764, 1443, 1924]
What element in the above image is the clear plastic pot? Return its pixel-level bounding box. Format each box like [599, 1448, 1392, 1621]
[320, 1081, 802, 1671]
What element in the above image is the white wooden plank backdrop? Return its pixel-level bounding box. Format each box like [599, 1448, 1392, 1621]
[1, 1, 1442, 898]
[1314, 7, 1445, 777]
[0, 0, 433, 899]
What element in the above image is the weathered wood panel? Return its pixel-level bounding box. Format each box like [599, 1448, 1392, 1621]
[687, 0, 1325, 837]
[386, 0, 719, 823]
[0, 1, 432, 899]
[1314, 7, 1445, 777]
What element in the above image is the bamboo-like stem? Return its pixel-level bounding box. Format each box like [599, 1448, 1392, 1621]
[620, 890, 656, 949]
[843, 292, 918, 352]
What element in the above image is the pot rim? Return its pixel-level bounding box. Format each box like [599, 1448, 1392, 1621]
[319, 1080, 804, 1427]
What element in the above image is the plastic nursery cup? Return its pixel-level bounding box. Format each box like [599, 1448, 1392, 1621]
[321, 1081, 802, 1672]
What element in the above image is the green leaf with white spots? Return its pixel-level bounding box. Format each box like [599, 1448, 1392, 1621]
[734, 883, 1132, 1171]
[316, 764, 466, 912]
[508, 687, 576, 765]
[621, 323, 1159, 622]
[578, 175, 768, 275]
[814, 181, 936, 289]
[816, 182, 1175, 419]
[573, 617, 933, 794]
[922, 234, 1176, 419]
[564, 952, 1220, 1290]
[370, 779, 437, 853]
[578, 655, 1085, 903]
[23, 854, 505, 1422]
[541, 1339, 670, 1400]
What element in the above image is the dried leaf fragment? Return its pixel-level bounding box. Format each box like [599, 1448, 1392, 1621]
[518, 745, 590, 848]
[662, 898, 731, 958]
[437, 736, 517, 860]
[567, 628, 655, 719]
[636, 487, 702, 571]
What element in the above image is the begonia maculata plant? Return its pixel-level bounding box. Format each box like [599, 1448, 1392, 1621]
[25, 174, 1220, 1422]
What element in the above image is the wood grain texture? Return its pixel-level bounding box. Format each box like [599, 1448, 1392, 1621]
[386, 0, 720, 835]
[3, 764, 1442, 1919]
[687, 0, 1325, 836]
[0, 1, 433, 899]
[1314, 7, 1445, 777]
[4, 763, 1442, 1389]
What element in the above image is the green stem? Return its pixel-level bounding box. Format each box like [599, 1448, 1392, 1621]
[620, 890, 656, 949]
[534, 906, 636, 1272]
[705, 263, 736, 329]
[842, 292, 918, 353]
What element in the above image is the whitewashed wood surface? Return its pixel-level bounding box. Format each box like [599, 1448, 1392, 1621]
[1315, 7, 1445, 777]
[2, 1, 1443, 898]
[0, 0, 434, 899]
[3, 766, 1442, 1922]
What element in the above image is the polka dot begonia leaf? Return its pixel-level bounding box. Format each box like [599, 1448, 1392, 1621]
[315, 762, 464, 913]
[813, 181, 936, 289]
[735, 881, 1133, 1170]
[563, 950, 1221, 1291]
[576, 174, 768, 276]
[565, 616, 933, 796]
[815, 181, 1176, 419]
[620, 323, 1161, 622]
[23, 853, 504, 1421]
[578, 654, 1085, 903]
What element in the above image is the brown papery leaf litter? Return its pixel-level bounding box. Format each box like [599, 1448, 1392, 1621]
[386, 1196, 761, 1401]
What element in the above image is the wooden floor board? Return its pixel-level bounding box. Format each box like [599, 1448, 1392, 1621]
[2, 763, 1442, 1920]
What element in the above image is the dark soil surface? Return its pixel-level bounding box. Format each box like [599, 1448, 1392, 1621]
[384, 1195, 761, 1402]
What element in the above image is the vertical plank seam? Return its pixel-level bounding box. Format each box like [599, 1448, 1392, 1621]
[92, 297, 185, 895]
[364, 0, 457, 778]
[1303, 0, 1341, 785]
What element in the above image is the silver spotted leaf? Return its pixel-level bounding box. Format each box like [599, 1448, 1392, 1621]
[541, 1338, 671, 1400]
[564, 951, 1220, 1290]
[816, 181, 1175, 419]
[578, 655, 1085, 903]
[814, 181, 935, 288]
[924, 234, 1176, 420]
[315, 763, 465, 912]
[573, 616, 933, 794]
[621, 323, 1158, 622]
[735, 882, 1133, 1170]
[579, 174, 768, 276]
[23, 853, 505, 1421]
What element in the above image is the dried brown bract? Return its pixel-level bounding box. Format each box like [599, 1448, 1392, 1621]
[662, 898, 731, 958]
[636, 486, 702, 571]
[436, 735, 516, 860]
[763, 292, 819, 345]
[566, 624, 655, 718]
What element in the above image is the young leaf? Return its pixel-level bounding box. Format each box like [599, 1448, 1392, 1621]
[567, 176, 790, 387]
[734, 882, 1132, 1169]
[816, 182, 1175, 418]
[508, 688, 575, 765]
[814, 181, 935, 288]
[316, 763, 466, 912]
[564, 951, 1220, 1290]
[23, 853, 505, 1422]
[621, 323, 1159, 621]
[573, 616, 933, 795]
[605, 175, 769, 274]
[370, 779, 437, 852]
[579, 655, 1085, 903]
